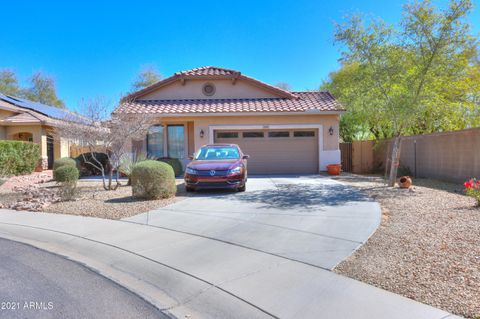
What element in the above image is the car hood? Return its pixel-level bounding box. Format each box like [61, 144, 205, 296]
[188, 159, 240, 171]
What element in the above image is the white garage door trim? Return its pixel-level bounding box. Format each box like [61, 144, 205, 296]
[208, 124, 340, 172]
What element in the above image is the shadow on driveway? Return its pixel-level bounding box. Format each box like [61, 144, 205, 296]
[234, 183, 372, 211]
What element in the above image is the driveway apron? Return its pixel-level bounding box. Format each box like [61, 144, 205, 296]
[125, 176, 381, 270]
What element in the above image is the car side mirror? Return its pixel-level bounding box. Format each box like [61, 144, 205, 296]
[188, 155, 194, 160]
[242, 155, 250, 159]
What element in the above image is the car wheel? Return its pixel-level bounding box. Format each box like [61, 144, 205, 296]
[186, 186, 195, 192]
[237, 185, 246, 192]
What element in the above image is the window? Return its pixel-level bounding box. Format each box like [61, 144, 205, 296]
[195, 146, 240, 160]
[268, 131, 290, 138]
[202, 83, 216, 96]
[167, 125, 185, 158]
[147, 125, 164, 158]
[293, 131, 315, 137]
[243, 131, 264, 138]
[217, 132, 239, 139]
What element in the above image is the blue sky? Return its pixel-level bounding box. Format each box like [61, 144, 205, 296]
[1, 0, 479, 111]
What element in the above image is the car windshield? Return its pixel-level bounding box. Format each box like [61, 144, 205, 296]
[195, 146, 240, 160]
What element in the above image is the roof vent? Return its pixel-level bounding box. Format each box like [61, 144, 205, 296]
[202, 83, 216, 96]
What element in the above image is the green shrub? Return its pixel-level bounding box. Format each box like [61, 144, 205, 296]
[131, 160, 176, 200]
[53, 157, 76, 171]
[54, 165, 79, 183]
[158, 157, 183, 177]
[0, 141, 40, 176]
[75, 152, 110, 176]
[54, 165, 79, 201]
[53, 157, 77, 180]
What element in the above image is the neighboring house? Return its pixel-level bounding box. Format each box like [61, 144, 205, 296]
[116, 66, 344, 174]
[0, 93, 76, 170]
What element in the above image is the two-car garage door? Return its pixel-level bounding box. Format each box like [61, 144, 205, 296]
[214, 129, 318, 174]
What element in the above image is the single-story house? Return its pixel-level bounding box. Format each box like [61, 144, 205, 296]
[116, 66, 344, 174]
[0, 93, 75, 170]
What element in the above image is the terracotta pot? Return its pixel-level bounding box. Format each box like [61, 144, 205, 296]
[326, 164, 342, 176]
[399, 176, 412, 189]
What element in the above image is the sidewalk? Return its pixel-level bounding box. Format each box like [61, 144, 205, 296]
[0, 209, 461, 319]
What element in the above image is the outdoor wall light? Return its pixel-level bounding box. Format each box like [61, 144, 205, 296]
[329, 126, 334, 136]
[199, 129, 205, 138]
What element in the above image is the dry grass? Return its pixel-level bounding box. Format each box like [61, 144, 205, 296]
[333, 174, 480, 319]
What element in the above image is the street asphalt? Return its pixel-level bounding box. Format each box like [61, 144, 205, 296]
[0, 238, 168, 319]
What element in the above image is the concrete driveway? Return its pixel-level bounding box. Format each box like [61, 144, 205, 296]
[0, 176, 457, 318]
[125, 175, 381, 269]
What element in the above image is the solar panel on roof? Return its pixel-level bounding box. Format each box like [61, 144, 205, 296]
[0, 92, 84, 123]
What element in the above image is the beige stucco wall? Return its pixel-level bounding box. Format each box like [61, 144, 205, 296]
[158, 114, 340, 152]
[133, 114, 341, 171]
[60, 137, 71, 158]
[139, 79, 279, 100]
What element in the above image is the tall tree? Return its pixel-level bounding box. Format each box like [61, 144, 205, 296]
[321, 62, 394, 142]
[0, 69, 20, 96]
[130, 66, 162, 92]
[23, 72, 65, 108]
[332, 0, 478, 185]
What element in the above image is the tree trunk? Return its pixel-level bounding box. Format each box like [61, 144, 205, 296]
[108, 169, 113, 190]
[388, 136, 402, 187]
[113, 170, 120, 190]
[100, 168, 108, 191]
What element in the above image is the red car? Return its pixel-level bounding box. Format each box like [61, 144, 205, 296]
[184, 144, 249, 192]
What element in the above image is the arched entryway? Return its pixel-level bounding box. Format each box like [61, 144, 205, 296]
[12, 132, 33, 142]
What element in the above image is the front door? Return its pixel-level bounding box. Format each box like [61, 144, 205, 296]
[47, 135, 54, 169]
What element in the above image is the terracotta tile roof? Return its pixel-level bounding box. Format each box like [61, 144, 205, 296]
[122, 66, 296, 101]
[116, 91, 344, 115]
[175, 66, 239, 77]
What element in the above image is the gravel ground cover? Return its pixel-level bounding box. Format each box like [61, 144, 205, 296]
[43, 180, 187, 219]
[333, 174, 479, 319]
[0, 173, 186, 220]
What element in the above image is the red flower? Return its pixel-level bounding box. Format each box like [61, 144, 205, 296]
[464, 180, 473, 189]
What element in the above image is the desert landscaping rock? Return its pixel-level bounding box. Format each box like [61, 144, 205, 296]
[44, 180, 186, 219]
[334, 175, 479, 319]
[0, 172, 186, 219]
[7, 185, 60, 211]
[0, 171, 59, 212]
[0, 171, 53, 191]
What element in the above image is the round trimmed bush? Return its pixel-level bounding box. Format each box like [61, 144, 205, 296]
[54, 165, 79, 183]
[53, 157, 76, 171]
[157, 158, 183, 177]
[53, 157, 77, 181]
[131, 160, 176, 200]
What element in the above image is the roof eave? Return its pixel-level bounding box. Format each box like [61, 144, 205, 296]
[113, 110, 344, 117]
